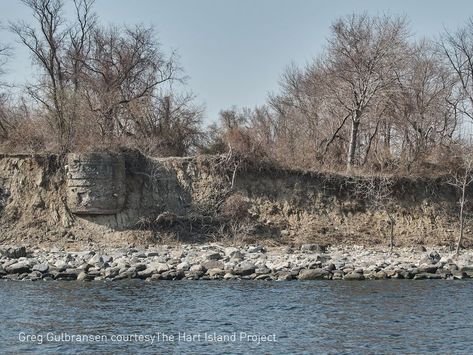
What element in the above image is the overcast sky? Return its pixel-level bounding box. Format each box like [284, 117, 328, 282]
[2, 0, 473, 124]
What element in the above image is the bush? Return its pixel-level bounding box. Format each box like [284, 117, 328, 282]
[221, 193, 250, 220]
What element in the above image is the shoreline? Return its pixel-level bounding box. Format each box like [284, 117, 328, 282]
[1, 244, 472, 281]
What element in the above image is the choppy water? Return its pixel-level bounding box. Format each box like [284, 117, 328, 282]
[1, 280, 472, 354]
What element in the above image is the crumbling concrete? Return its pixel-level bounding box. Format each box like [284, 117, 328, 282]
[66, 152, 126, 215]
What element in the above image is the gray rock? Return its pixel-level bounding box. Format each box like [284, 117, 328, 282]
[2, 246, 27, 259]
[255, 267, 271, 275]
[298, 269, 330, 280]
[207, 268, 225, 277]
[418, 265, 438, 274]
[6, 262, 31, 274]
[160, 270, 184, 280]
[32, 262, 49, 273]
[224, 247, 240, 257]
[277, 272, 293, 281]
[133, 263, 147, 272]
[77, 271, 93, 281]
[55, 271, 78, 280]
[419, 251, 441, 265]
[301, 244, 327, 253]
[248, 245, 265, 253]
[189, 264, 204, 273]
[413, 273, 443, 280]
[202, 260, 224, 270]
[451, 270, 468, 280]
[344, 272, 365, 281]
[234, 262, 256, 276]
[205, 252, 222, 261]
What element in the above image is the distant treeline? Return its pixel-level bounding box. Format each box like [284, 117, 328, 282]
[1, 1, 473, 175]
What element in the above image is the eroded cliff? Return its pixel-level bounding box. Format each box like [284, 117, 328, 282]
[0, 152, 466, 250]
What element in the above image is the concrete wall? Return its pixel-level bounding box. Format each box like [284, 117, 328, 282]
[66, 153, 126, 215]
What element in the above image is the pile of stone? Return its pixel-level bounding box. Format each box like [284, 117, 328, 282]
[1, 244, 472, 282]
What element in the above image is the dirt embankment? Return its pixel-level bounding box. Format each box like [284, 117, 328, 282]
[0, 152, 466, 250]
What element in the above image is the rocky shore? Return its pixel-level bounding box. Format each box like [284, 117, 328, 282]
[1, 244, 472, 282]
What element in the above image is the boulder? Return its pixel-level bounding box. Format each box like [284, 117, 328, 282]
[233, 262, 256, 276]
[6, 262, 31, 274]
[298, 269, 330, 280]
[2, 246, 27, 259]
[32, 262, 49, 273]
[344, 272, 365, 281]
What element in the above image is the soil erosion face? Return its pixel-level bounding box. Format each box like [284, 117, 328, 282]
[0, 152, 465, 250]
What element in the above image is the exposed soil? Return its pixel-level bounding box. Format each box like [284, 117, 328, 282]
[0, 152, 468, 251]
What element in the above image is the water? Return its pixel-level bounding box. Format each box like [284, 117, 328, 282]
[1, 280, 472, 354]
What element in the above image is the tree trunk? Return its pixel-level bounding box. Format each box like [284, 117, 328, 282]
[457, 189, 466, 256]
[388, 213, 395, 253]
[347, 110, 361, 171]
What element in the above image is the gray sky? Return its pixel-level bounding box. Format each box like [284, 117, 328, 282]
[1, 0, 473, 124]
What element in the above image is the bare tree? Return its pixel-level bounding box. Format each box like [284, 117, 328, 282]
[82, 25, 179, 140]
[0, 33, 12, 139]
[356, 176, 396, 251]
[390, 40, 458, 171]
[448, 148, 473, 256]
[130, 92, 204, 156]
[441, 18, 473, 122]
[322, 14, 410, 171]
[10, 0, 96, 152]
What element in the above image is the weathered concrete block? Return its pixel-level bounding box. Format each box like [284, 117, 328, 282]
[66, 153, 126, 215]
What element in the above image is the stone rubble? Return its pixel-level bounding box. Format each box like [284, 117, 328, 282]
[1, 244, 472, 282]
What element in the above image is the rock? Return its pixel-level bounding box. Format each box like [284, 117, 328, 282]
[332, 271, 344, 280]
[202, 260, 224, 270]
[344, 272, 365, 281]
[255, 267, 271, 275]
[325, 263, 336, 271]
[419, 251, 441, 265]
[77, 271, 93, 281]
[160, 270, 184, 280]
[2, 246, 27, 259]
[185, 270, 205, 279]
[189, 264, 204, 273]
[372, 271, 387, 280]
[55, 260, 68, 271]
[32, 262, 49, 273]
[87, 254, 104, 266]
[133, 263, 147, 272]
[248, 245, 265, 253]
[176, 262, 190, 271]
[277, 272, 293, 281]
[207, 268, 225, 278]
[112, 271, 136, 281]
[301, 244, 327, 253]
[298, 269, 330, 280]
[234, 262, 256, 276]
[55, 271, 78, 280]
[205, 252, 222, 261]
[413, 245, 427, 252]
[398, 270, 413, 279]
[451, 270, 468, 280]
[413, 273, 443, 280]
[104, 267, 120, 279]
[153, 263, 170, 273]
[223, 273, 238, 280]
[460, 266, 473, 277]
[27, 271, 43, 281]
[418, 265, 438, 274]
[224, 247, 240, 257]
[6, 262, 31, 274]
